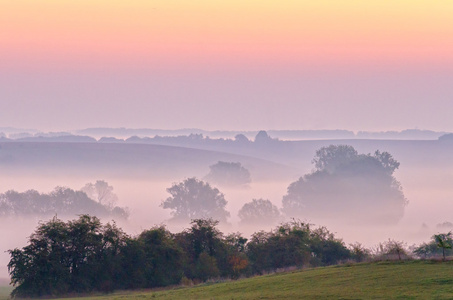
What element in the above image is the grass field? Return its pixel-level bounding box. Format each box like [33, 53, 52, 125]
[38, 260, 451, 300]
[0, 286, 13, 300]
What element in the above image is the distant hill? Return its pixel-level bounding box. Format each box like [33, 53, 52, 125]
[1, 136, 453, 180]
[0, 141, 296, 181]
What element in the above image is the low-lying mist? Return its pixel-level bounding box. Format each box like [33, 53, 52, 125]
[2, 139, 453, 281]
[1, 167, 450, 280]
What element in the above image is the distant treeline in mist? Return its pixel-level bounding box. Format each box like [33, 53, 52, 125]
[1, 127, 450, 141]
[163, 145, 406, 225]
[8, 215, 452, 298]
[0, 181, 128, 219]
[0, 145, 407, 225]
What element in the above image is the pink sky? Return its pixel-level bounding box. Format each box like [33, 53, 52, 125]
[1, 1, 453, 132]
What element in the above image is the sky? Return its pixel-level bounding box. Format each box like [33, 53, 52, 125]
[1, 1, 453, 132]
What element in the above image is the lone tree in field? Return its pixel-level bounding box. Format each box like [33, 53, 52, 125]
[161, 178, 230, 223]
[204, 161, 251, 187]
[238, 199, 281, 226]
[282, 145, 406, 224]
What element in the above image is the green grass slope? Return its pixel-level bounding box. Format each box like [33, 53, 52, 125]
[0, 286, 13, 300]
[51, 261, 453, 300]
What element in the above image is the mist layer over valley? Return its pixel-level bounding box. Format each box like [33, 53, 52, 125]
[1, 132, 453, 279]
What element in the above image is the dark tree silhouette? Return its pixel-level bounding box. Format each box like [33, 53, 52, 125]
[8, 215, 128, 298]
[8, 215, 356, 298]
[246, 220, 350, 274]
[161, 178, 230, 223]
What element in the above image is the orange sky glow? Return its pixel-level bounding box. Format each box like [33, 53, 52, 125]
[2, 1, 453, 69]
[2, 1, 453, 132]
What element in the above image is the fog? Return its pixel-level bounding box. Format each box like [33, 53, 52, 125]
[1, 137, 453, 280]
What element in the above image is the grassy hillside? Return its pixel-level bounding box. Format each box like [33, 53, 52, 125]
[48, 261, 453, 300]
[0, 286, 12, 300]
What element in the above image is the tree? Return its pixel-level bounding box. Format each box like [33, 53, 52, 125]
[373, 150, 400, 175]
[413, 233, 453, 260]
[282, 145, 407, 224]
[254, 130, 276, 145]
[309, 226, 351, 265]
[8, 217, 70, 297]
[383, 239, 408, 261]
[81, 180, 118, 210]
[349, 243, 371, 262]
[435, 232, 452, 261]
[238, 199, 281, 225]
[135, 226, 184, 287]
[204, 161, 251, 187]
[246, 220, 350, 274]
[312, 145, 358, 173]
[174, 219, 225, 281]
[161, 178, 230, 223]
[234, 134, 250, 143]
[7, 215, 128, 298]
[0, 186, 129, 219]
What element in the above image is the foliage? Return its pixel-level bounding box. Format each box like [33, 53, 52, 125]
[161, 178, 230, 223]
[382, 239, 409, 261]
[11, 214, 453, 299]
[413, 232, 453, 260]
[282, 145, 406, 224]
[9, 216, 254, 298]
[174, 219, 238, 281]
[8, 215, 127, 298]
[7, 216, 357, 298]
[349, 242, 371, 262]
[204, 161, 251, 187]
[131, 227, 184, 288]
[0, 185, 128, 219]
[312, 145, 358, 173]
[81, 180, 118, 210]
[435, 232, 452, 261]
[246, 220, 350, 274]
[238, 198, 281, 225]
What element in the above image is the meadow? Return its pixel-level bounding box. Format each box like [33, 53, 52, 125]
[42, 260, 453, 300]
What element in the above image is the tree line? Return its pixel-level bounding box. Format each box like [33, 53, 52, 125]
[0, 180, 128, 219]
[8, 215, 352, 298]
[8, 215, 453, 298]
